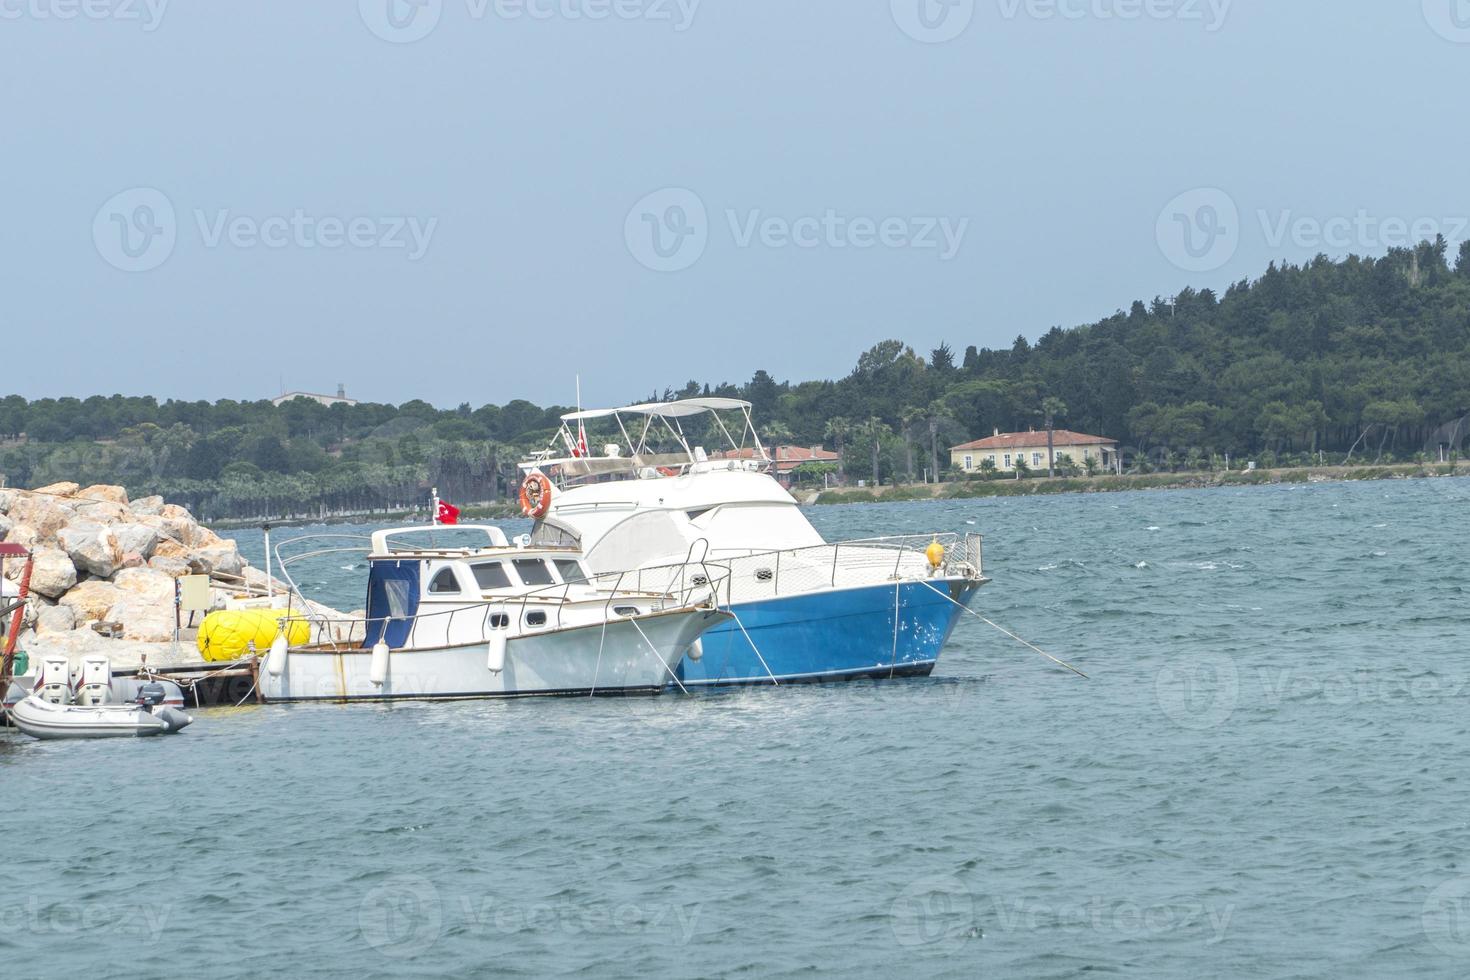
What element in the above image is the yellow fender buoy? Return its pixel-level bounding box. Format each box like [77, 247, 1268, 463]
[925, 538, 945, 570]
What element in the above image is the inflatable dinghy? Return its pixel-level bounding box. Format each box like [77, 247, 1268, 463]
[8, 682, 193, 740]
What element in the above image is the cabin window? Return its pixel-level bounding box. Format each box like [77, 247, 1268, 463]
[488, 613, 510, 628]
[383, 580, 411, 619]
[613, 605, 641, 617]
[529, 521, 580, 548]
[755, 568, 774, 582]
[686, 507, 714, 521]
[472, 562, 512, 589]
[513, 559, 555, 587]
[525, 610, 547, 627]
[553, 559, 587, 585]
[428, 568, 461, 594]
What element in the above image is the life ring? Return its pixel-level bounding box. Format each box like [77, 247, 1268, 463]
[519, 472, 553, 518]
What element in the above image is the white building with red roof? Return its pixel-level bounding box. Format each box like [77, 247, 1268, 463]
[711, 445, 841, 487]
[950, 428, 1118, 474]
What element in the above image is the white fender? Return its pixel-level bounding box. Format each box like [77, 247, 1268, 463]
[266, 633, 289, 677]
[688, 638, 704, 662]
[369, 641, 390, 686]
[487, 630, 506, 673]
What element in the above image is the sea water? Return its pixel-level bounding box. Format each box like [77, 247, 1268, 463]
[4, 478, 1470, 978]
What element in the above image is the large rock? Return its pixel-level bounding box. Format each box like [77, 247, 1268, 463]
[190, 545, 245, 578]
[77, 484, 129, 505]
[32, 482, 80, 498]
[107, 567, 178, 642]
[59, 579, 123, 622]
[147, 555, 192, 578]
[113, 522, 161, 561]
[72, 500, 130, 523]
[58, 521, 122, 578]
[3, 523, 37, 552]
[35, 602, 76, 635]
[130, 495, 165, 516]
[0, 514, 11, 540]
[27, 546, 79, 599]
[7, 496, 71, 543]
[0, 488, 15, 514]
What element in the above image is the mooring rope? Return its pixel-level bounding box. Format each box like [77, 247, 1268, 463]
[918, 580, 1088, 678]
[628, 617, 689, 695]
[728, 610, 779, 686]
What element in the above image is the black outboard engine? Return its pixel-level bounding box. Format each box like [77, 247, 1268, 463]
[134, 682, 167, 710]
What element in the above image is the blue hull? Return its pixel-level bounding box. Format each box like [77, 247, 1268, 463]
[674, 578, 981, 687]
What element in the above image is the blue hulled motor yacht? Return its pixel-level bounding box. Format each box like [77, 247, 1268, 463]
[519, 398, 988, 687]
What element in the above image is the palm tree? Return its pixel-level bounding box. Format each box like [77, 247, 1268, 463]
[857, 416, 891, 487]
[1041, 397, 1067, 478]
[899, 406, 925, 482]
[824, 417, 850, 484]
[760, 421, 794, 459]
[925, 400, 955, 484]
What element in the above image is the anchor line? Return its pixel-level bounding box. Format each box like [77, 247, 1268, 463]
[888, 579, 901, 680]
[590, 615, 608, 697]
[728, 610, 779, 686]
[628, 617, 689, 696]
[917, 580, 1088, 679]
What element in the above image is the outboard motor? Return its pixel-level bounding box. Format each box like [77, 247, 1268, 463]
[73, 655, 114, 706]
[133, 682, 167, 708]
[35, 657, 73, 705]
[134, 682, 192, 732]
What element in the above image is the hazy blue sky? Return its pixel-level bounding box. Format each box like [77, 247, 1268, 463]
[4, 1, 1468, 407]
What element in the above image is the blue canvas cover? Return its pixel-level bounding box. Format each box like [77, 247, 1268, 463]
[362, 559, 420, 648]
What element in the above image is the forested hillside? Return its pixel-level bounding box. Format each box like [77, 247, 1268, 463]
[3, 241, 1468, 518]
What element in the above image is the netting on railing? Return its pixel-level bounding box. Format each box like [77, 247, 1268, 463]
[626, 532, 985, 605]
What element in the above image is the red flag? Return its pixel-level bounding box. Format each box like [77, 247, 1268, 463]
[576, 421, 588, 458]
[437, 499, 460, 525]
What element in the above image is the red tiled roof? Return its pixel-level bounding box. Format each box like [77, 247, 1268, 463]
[950, 429, 1117, 452]
[712, 445, 840, 473]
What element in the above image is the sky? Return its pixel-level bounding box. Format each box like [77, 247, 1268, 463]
[3, 1, 1469, 408]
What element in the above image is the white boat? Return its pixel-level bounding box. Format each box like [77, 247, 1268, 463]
[8, 685, 193, 739]
[4, 655, 187, 714]
[262, 523, 731, 702]
[519, 397, 989, 686]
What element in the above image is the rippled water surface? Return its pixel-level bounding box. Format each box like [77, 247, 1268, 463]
[6, 479, 1470, 978]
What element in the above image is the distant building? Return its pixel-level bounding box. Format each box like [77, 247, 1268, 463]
[950, 428, 1118, 474]
[712, 445, 841, 487]
[271, 384, 358, 408]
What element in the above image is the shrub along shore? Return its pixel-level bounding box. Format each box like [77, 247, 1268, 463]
[809, 461, 1466, 505]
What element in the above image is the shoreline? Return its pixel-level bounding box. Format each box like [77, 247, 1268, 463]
[808, 462, 1467, 505]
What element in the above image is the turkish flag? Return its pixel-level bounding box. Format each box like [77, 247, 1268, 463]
[437, 500, 460, 525]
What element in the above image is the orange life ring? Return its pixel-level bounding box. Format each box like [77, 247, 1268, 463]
[519, 472, 553, 518]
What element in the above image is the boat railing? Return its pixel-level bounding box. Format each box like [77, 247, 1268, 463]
[287, 558, 731, 653]
[632, 532, 984, 605]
